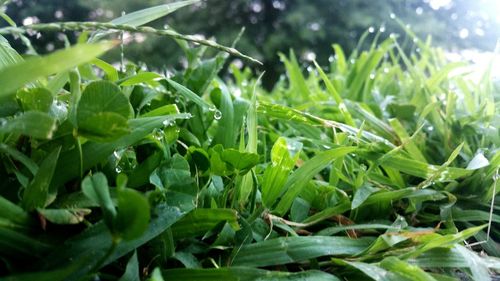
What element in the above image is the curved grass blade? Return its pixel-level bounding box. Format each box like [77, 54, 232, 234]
[162, 267, 341, 281]
[231, 236, 373, 267]
[0, 41, 116, 98]
[273, 146, 357, 216]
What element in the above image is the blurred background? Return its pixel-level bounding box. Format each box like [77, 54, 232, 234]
[3, 0, 500, 88]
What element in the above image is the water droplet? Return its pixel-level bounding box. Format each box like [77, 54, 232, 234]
[328, 55, 334, 62]
[427, 126, 434, 132]
[208, 105, 217, 112]
[413, 38, 419, 43]
[152, 128, 164, 141]
[368, 26, 375, 33]
[115, 167, 122, 173]
[390, 13, 396, 19]
[350, 59, 356, 64]
[213, 109, 222, 120]
[0, 118, 6, 126]
[162, 120, 174, 126]
[379, 25, 386, 33]
[383, 67, 389, 73]
[369, 72, 376, 79]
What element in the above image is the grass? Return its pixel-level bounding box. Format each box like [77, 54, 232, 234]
[0, 1, 499, 280]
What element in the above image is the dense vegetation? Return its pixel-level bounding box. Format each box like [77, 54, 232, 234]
[0, 1, 499, 280]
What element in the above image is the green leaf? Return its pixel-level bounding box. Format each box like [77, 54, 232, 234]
[211, 86, 235, 148]
[0, 195, 33, 229]
[0, 143, 38, 175]
[342, 261, 405, 281]
[150, 154, 194, 190]
[111, 0, 199, 26]
[380, 257, 438, 281]
[21, 147, 61, 211]
[274, 146, 357, 215]
[81, 172, 116, 229]
[119, 72, 162, 86]
[77, 80, 132, 142]
[78, 112, 130, 142]
[232, 236, 373, 267]
[114, 188, 150, 240]
[44, 202, 194, 280]
[221, 149, 259, 173]
[0, 34, 23, 70]
[162, 267, 341, 281]
[0, 111, 57, 139]
[92, 58, 119, 82]
[352, 183, 379, 209]
[261, 137, 298, 208]
[0, 42, 115, 98]
[17, 87, 53, 112]
[51, 114, 190, 189]
[118, 251, 140, 281]
[171, 208, 239, 239]
[167, 78, 212, 110]
[38, 208, 91, 225]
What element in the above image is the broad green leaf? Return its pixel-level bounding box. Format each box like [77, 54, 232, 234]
[232, 236, 373, 267]
[401, 225, 486, 258]
[380, 257, 438, 281]
[0, 196, 33, 229]
[111, 0, 199, 26]
[21, 147, 61, 211]
[0, 42, 115, 98]
[17, 87, 53, 112]
[119, 72, 162, 86]
[274, 146, 357, 215]
[38, 208, 91, 225]
[150, 154, 194, 190]
[51, 114, 190, 189]
[92, 58, 119, 81]
[114, 188, 150, 240]
[171, 208, 239, 239]
[0, 34, 23, 70]
[342, 261, 406, 281]
[0, 111, 57, 139]
[212, 86, 235, 148]
[77, 80, 132, 142]
[162, 267, 341, 281]
[352, 183, 380, 209]
[221, 149, 259, 173]
[78, 112, 129, 142]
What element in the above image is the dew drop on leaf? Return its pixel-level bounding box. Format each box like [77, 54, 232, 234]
[213, 109, 222, 120]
